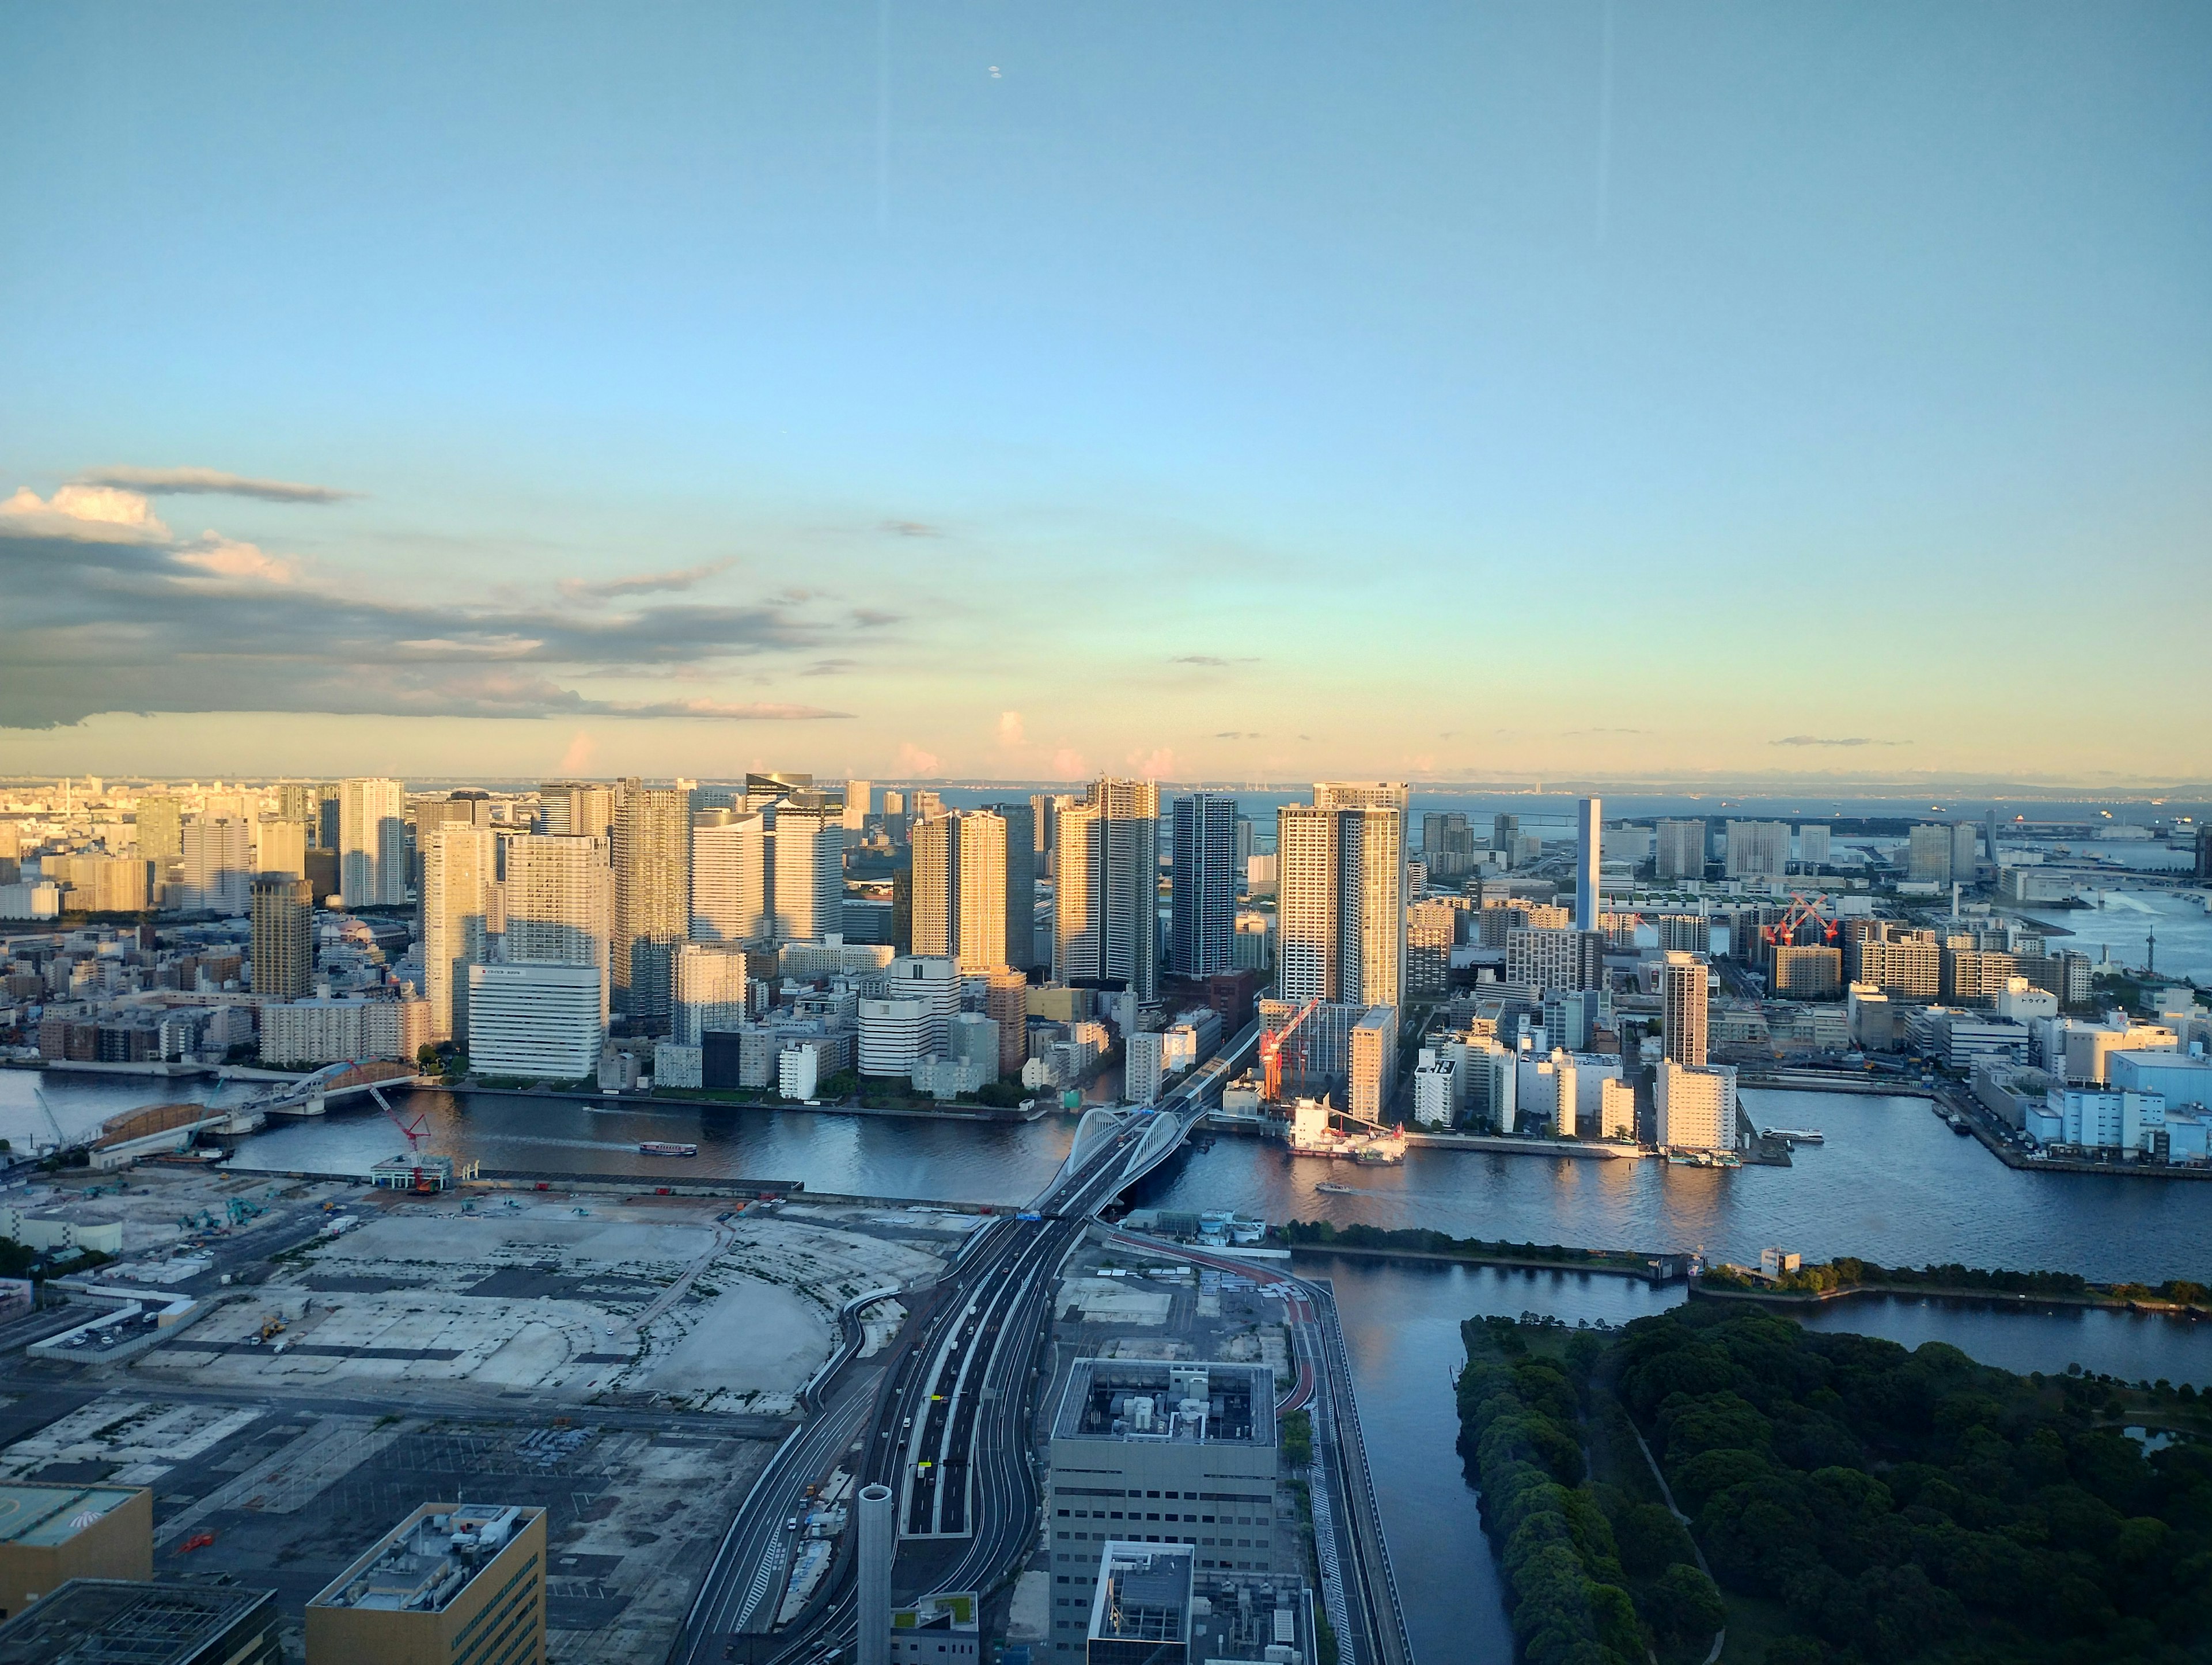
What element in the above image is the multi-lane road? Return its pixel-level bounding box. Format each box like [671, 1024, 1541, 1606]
[672, 1026, 1252, 1665]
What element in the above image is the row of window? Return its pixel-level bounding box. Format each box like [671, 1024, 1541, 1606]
[1055, 1507, 1263, 1524]
[1058, 1531, 1268, 1548]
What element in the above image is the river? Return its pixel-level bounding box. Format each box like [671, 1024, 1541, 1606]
[10, 1069, 2212, 1662]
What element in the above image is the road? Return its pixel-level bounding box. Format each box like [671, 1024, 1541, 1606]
[670, 1023, 1255, 1665]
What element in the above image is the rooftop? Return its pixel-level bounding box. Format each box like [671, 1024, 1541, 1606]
[1086, 1543, 1192, 1645]
[309, 1503, 541, 1615]
[1052, 1360, 1272, 1447]
[0, 1580, 272, 1664]
[1187, 1571, 1315, 1663]
[0, 1484, 142, 1549]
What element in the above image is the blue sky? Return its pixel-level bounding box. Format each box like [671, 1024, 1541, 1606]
[2, 2, 2207, 784]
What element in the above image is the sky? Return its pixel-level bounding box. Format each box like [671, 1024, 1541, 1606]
[2, 2, 2208, 787]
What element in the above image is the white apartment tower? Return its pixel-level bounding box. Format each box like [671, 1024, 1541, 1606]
[338, 777, 407, 907]
[1053, 778, 1159, 1000]
[1276, 783, 1406, 1012]
[672, 942, 749, 1044]
[912, 810, 1010, 974]
[770, 802, 845, 942]
[691, 809, 768, 943]
[421, 822, 496, 1046]
[501, 833, 613, 1022]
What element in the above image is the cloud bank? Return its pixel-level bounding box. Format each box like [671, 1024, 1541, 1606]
[77, 465, 357, 503]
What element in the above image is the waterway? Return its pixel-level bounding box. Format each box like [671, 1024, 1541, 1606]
[11, 1069, 2212, 1662]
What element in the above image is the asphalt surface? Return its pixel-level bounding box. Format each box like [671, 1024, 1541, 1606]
[670, 1024, 1257, 1665]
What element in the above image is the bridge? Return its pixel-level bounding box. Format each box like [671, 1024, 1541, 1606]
[245, 1059, 425, 1117]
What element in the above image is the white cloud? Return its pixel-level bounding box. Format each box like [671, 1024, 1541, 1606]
[897, 741, 942, 775]
[169, 536, 300, 585]
[998, 710, 1025, 746]
[0, 484, 170, 543]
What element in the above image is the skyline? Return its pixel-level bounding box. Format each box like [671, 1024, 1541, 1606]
[5, 3, 2209, 783]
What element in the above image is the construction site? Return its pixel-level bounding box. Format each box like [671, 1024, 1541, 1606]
[0, 1154, 992, 1660]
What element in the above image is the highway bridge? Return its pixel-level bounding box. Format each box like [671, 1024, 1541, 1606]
[672, 1021, 1369, 1665]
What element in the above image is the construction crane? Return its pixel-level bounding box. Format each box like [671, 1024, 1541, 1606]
[1761, 892, 1839, 947]
[369, 1084, 429, 1152]
[1260, 999, 1322, 1103]
[29, 1086, 69, 1159]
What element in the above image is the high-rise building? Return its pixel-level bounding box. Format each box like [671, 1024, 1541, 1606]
[253, 816, 308, 881]
[1029, 792, 1062, 877]
[983, 800, 1039, 972]
[1054, 778, 1160, 1000]
[1406, 898, 1457, 995]
[538, 780, 613, 841]
[2199, 826, 2212, 882]
[1170, 793, 1238, 979]
[1798, 823, 1831, 867]
[691, 809, 768, 943]
[278, 780, 323, 839]
[770, 800, 846, 942]
[1421, 811, 1475, 882]
[1574, 796, 1602, 932]
[612, 781, 690, 1027]
[134, 790, 184, 865]
[1951, 821, 1979, 883]
[1506, 926, 1601, 994]
[468, 962, 605, 1079]
[179, 818, 252, 914]
[501, 833, 612, 1022]
[1654, 819, 1706, 882]
[1492, 813, 1519, 858]
[911, 810, 1009, 974]
[1724, 820, 1789, 879]
[1277, 784, 1406, 1012]
[1660, 950, 1709, 1068]
[421, 822, 495, 1046]
[338, 778, 407, 907]
[249, 875, 314, 1000]
[673, 942, 749, 1044]
[1907, 823, 1953, 885]
[984, 964, 1029, 1076]
[1656, 1059, 1736, 1152]
[843, 779, 872, 832]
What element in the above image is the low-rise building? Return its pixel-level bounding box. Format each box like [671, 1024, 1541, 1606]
[0, 1484, 152, 1621]
[0, 1580, 278, 1664]
[305, 1502, 546, 1665]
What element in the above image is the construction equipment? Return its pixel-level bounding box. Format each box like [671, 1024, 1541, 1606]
[1260, 998, 1322, 1103]
[29, 1086, 69, 1158]
[369, 1084, 429, 1152]
[1761, 892, 1839, 947]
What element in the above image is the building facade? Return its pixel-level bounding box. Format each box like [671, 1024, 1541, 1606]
[1169, 794, 1238, 979]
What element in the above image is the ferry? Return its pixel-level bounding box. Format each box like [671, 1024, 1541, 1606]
[1762, 1127, 1825, 1145]
[1315, 1181, 1357, 1195]
[638, 1140, 698, 1157]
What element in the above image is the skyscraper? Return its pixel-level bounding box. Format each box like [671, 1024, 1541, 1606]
[983, 800, 1039, 972]
[1654, 819, 1707, 882]
[180, 818, 252, 914]
[1492, 813, 1519, 859]
[1724, 820, 1789, 879]
[254, 816, 308, 881]
[1907, 823, 1953, 885]
[1170, 794, 1238, 978]
[1574, 796, 1602, 933]
[1660, 950, 1709, 1068]
[421, 822, 496, 1046]
[249, 875, 314, 1000]
[612, 781, 691, 1027]
[1277, 783, 1407, 1011]
[537, 780, 613, 841]
[769, 799, 844, 942]
[842, 780, 871, 833]
[911, 810, 1010, 974]
[1950, 821, 1978, 883]
[690, 809, 768, 943]
[1054, 777, 1159, 1000]
[134, 790, 184, 865]
[502, 833, 612, 1022]
[672, 942, 748, 1044]
[338, 778, 407, 906]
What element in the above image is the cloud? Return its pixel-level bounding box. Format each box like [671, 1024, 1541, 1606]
[558, 559, 734, 602]
[998, 711, 1025, 746]
[592, 697, 850, 720]
[881, 519, 940, 538]
[1772, 735, 1911, 748]
[1172, 654, 1230, 667]
[0, 484, 170, 543]
[1215, 731, 1262, 740]
[801, 658, 859, 677]
[1130, 747, 1176, 778]
[1051, 747, 1089, 780]
[77, 465, 356, 503]
[851, 608, 902, 628]
[558, 731, 597, 774]
[897, 741, 941, 775]
[169, 536, 300, 585]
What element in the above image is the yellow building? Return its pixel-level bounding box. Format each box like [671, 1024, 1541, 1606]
[306, 1503, 545, 1665]
[0, 1483, 151, 1621]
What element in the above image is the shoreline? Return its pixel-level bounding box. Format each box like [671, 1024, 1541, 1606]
[1287, 1241, 1681, 1283]
[1691, 1279, 2211, 1319]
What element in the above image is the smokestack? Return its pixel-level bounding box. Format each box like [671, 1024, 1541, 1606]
[858, 1482, 893, 1665]
[1575, 797, 1602, 934]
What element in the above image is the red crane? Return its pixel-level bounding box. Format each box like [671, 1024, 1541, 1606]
[369, 1084, 429, 1151]
[1762, 892, 1839, 947]
[1260, 999, 1322, 1103]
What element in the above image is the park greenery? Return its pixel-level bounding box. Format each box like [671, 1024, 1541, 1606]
[1461, 1304, 2212, 1664]
[1283, 1219, 1653, 1272]
[1702, 1257, 2211, 1310]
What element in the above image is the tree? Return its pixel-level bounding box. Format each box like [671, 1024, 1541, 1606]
[1644, 1563, 1726, 1650]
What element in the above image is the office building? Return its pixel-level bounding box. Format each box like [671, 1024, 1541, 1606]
[859, 998, 929, 1078]
[1660, 951, 1709, 1067]
[1505, 926, 1600, 995]
[1907, 823, 1954, 885]
[0, 1581, 278, 1665]
[466, 962, 604, 1080]
[1574, 797, 1602, 932]
[1169, 794, 1238, 979]
[134, 790, 184, 866]
[0, 1482, 153, 1621]
[885, 954, 959, 1057]
[1420, 811, 1475, 882]
[178, 818, 251, 915]
[1771, 945, 1842, 999]
[1724, 820, 1789, 879]
[1654, 819, 1706, 882]
[1044, 1359, 1278, 1656]
[690, 809, 768, 943]
[1054, 778, 1160, 1000]
[537, 780, 613, 841]
[843, 779, 871, 832]
[1277, 785, 1406, 1013]
[253, 816, 307, 881]
[984, 965, 1029, 1076]
[612, 781, 690, 1026]
[770, 800, 845, 942]
[912, 810, 1010, 974]
[306, 1502, 546, 1665]
[1347, 1004, 1398, 1121]
[2198, 826, 2212, 882]
[421, 822, 495, 1046]
[1952, 822, 1978, 882]
[1798, 824, 1831, 867]
[673, 943, 748, 1045]
[1491, 813, 1518, 859]
[501, 835, 612, 1022]
[338, 777, 407, 907]
[1656, 1060, 1737, 1152]
[248, 875, 314, 1002]
[982, 799, 1040, 971]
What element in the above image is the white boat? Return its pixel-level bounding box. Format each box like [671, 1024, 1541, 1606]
[638, 1140, 698, 1156]
[1762, 1127, 1825, 1144]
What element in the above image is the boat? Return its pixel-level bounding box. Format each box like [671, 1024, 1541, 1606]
[1946, 1116, 1972, 1137]
[1713, 1151, 1743, 1168]
[638, 1140, 698, 1156]
[1762, 1127, 1825, 1144]
[1315, 1181, 1357, 1194]
[1665, 1150, 1714, 1167]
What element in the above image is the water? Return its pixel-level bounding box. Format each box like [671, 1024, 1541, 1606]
[2024, 886, 2212, 985]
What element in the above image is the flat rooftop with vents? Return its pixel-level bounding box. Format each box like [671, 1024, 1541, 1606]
[1086, 1543, 1192, 1663]
[306, 1501, 547, 1665]
[0, 1579, 278, 1665]
[1050, 1361, 1271, 1447]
